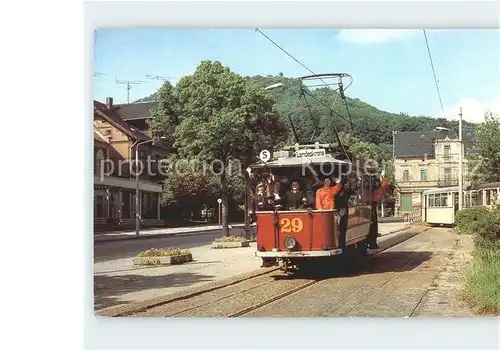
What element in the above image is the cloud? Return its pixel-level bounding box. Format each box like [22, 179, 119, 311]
[438, 99, 500, 123]
[337, 29, 415, 44]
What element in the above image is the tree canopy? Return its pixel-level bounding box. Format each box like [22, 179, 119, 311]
[150, 61, 288, 233]
[470, 113, 500, 185]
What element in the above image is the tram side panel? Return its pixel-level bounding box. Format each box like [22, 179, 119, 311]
[344, 205, 372, 245]
[255, 210, 338, 252]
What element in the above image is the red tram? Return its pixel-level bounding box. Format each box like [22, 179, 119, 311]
[248, 143, 383, 271]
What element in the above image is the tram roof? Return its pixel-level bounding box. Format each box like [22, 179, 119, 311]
[250, 155, 351, 169]
[422, 186, 459, 195]
[477, 182, 500, 189]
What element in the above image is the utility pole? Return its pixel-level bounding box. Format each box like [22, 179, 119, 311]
[115, 79, 144, 104]
[458, 106, 464, 211]
[392, 130, 397, 217]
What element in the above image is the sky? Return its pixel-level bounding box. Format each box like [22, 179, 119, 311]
[93, 29, 500, 123]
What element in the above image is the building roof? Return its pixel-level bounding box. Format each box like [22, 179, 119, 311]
[93, 130, 109, 145]
[394, 129, 476, 158]
[93, 100, 150, 141]
[113, 102, 157, 121]
[394, 131, 440, 158]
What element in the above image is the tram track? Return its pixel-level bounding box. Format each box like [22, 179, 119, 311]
[228, 280, 318, 317]
[130, 248, 391, 317]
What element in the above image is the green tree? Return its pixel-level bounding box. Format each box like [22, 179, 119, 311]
[148, 81, 179, 148]
[173, 61, 287, 236]
[161, 156, 220, 220]
[471, 113, 500, 184]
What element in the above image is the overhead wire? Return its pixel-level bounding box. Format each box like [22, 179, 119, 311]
[255, 28, 353, 160]
[423, 29, 446, 119]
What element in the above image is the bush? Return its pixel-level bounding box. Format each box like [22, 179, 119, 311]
[460, 204, 500, 315]
[455, 206, 491, 235]
[462, 246, 500, 315]
[473, 208, 500, 244]
[137, 248, 191, 257]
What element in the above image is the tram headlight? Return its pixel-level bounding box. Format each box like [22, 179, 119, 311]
[284, 236, 296, 249]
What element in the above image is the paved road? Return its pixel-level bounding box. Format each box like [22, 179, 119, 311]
[131, 227, 474, 317]
[94, 231, 217, 262]
[94, 228, 247, 262]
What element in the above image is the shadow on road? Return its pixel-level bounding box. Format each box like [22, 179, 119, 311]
[269, 251, 434, 280]
[94, 271, 216, 310]
[345, 251, 433, 276]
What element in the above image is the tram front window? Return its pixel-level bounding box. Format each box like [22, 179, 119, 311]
[282, 180, 309, 210]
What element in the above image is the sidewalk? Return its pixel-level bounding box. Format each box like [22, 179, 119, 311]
[94, 242, 262, 311]
[378, 221, 411, 236]
[94, 223, 245, 242]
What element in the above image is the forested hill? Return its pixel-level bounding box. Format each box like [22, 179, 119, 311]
[135, 74, 475, 148]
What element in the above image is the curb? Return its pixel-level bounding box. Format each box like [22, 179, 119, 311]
[95, 223, 429, 317]
[378, 224, 414, 238]
[94, 224, 246, 243]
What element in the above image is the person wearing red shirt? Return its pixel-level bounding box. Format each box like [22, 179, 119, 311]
[315, 177, 342, 210]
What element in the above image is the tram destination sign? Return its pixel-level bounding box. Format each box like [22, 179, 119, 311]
[295, 149, 326, 158]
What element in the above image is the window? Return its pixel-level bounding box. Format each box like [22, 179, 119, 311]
[435, 194, 441, 207]
[476, 191, 483, 206]
[428, 193, 449, 207]
[403, 169, 410, 181]
[471, 191, 477, 207]
[441, 194, 448, 207]
[444, 145, 451, 157]
[420, 168, 428, 181]
[428, 194, 435, 207]
[444, 168, 452, 186]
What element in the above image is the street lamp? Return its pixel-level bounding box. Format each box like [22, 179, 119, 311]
[132, 136, 167, 236]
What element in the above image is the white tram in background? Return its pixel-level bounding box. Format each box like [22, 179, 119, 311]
[422, 182, 500, 226]
[474, 182, 500, 208]
[422, 186, 460, 226]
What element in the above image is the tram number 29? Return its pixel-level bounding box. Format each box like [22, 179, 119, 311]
[280, 217, 304, 233]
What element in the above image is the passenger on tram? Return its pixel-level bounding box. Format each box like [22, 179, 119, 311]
[303, 165, 323, 208]
[283, 180, 309, 210]
[315, 176, 342, 210]
[367, 177, 385, 250]
[334, 173, 359, 248]
[253, 182, 267, 211]
[269, 182, 283, 208]
[270, 173, 290, 196]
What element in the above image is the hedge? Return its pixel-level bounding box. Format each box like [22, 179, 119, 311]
[455, 206, 491, 235]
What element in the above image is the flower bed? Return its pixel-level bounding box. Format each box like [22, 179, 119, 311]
[213, 236, 248, 243]
[211, 236, 250, 249]
[133, 247, 193, 266]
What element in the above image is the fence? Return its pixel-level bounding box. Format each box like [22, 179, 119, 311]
[403, 207, 422, 225]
